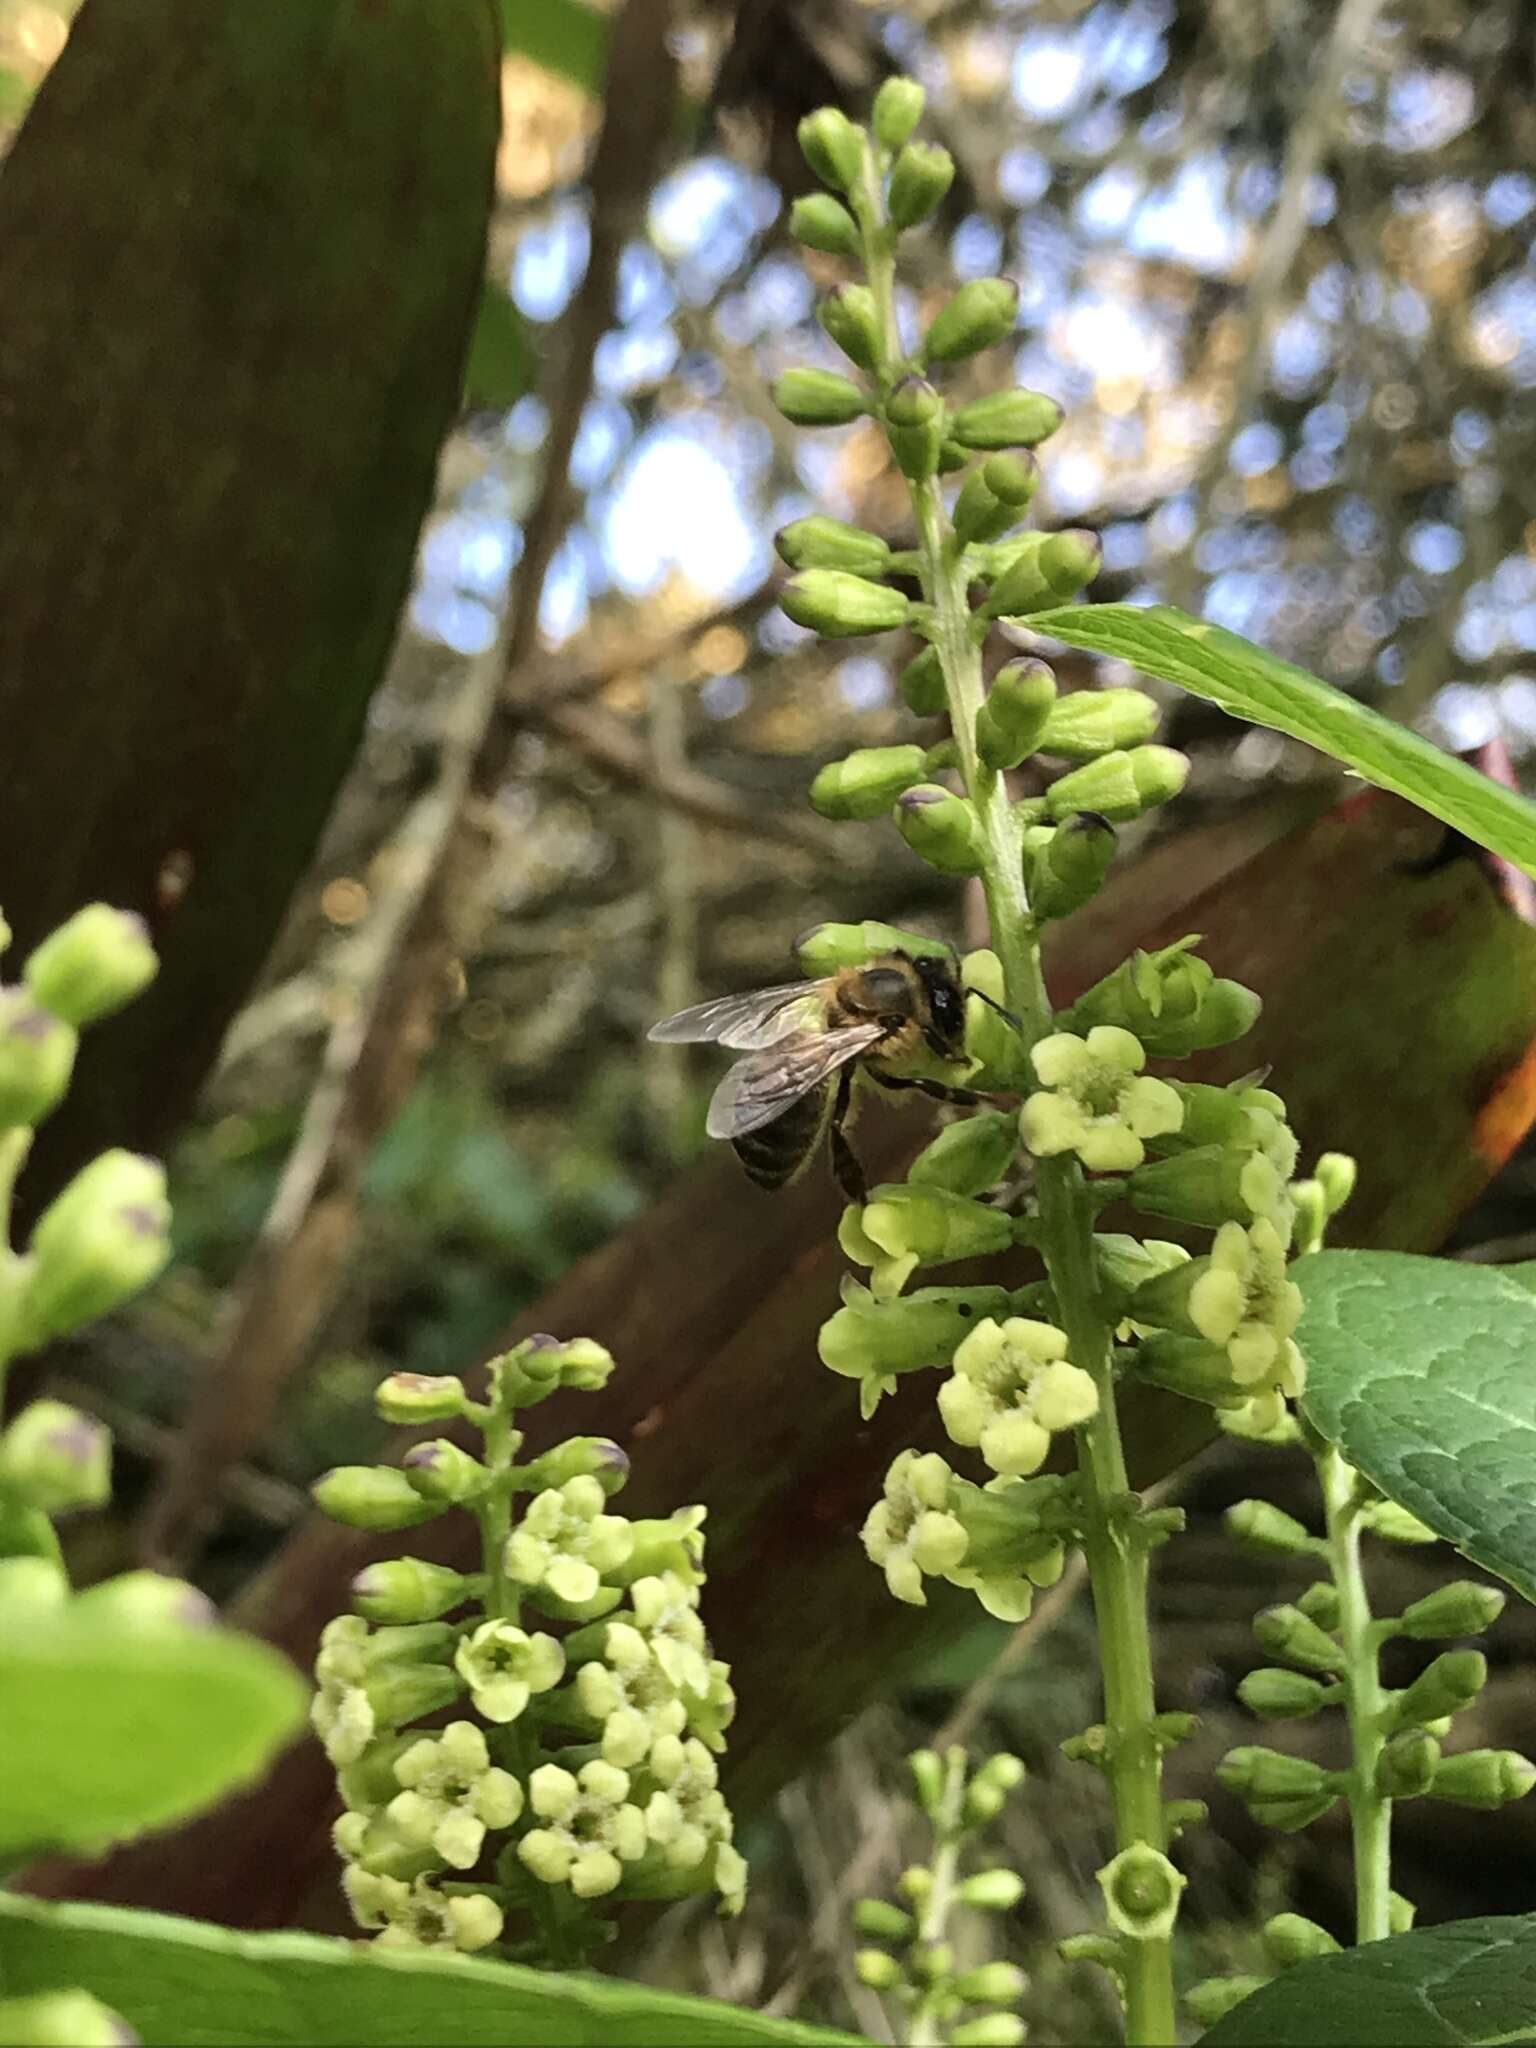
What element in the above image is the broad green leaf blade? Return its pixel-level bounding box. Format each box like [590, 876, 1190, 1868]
[0, 1618, 307, 1858]
[499, 0, 609, 91]
[1297, 1249, 1536, 1601]
[0, 1896, 863, 2048]
[1030, 603, 1536, 878]
[1201, 1914, 1536, 2046]
[463, 284, 537, 409]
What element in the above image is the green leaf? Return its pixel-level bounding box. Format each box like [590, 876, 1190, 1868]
[1297, 1249, 1536, 1602]
[0, 1895, 863, 2047]
[463, 285, 536, 409]
[499, 0, 609, 93]
[1030, 603, 1536, 878]
[1201, 1913, 1536, 2045]
[0, 1615, 307, 1858]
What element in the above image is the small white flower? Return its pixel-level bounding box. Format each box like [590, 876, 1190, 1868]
[1021, 1026, 1183, 1172]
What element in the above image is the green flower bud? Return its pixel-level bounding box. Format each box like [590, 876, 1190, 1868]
[959, 1868, 1026, 1910]
[1223, 1499, 1318, 1556]
[772, 367, 867, 427]
[985, 529, 1101, 616]
[855, 1183, 1014, 1288]
[373, 1373, 466, 1425]
[0, 1398, 110, 1514]
[1298, 1580, 1342, 1629]
[959, 949, 1031, 1091]
[885, 375, 945, 481]
[872, 75, 926, 147]
[519, 1435, 630, 1496]
[954, 1962, 1027, 2006]
[782, 570, 911, 639]
[1132, 1332, 1249, 1410]
[364, 1660, 465, 1729]
[788, 193, 860, 256]
[1093, 1232, 1189, 1306]
[1063, 942, 1260, 1057]
[1028, 812, 1116, 919]
[1038, 688, 1159, 760]
[951, 388, 1064, 450]
[899, 1864, 934, 1904]
[1253, 1604, 1346, 1675]
[1376, 1729, 1440, 1798]
[1165, 1797, 1208, 1837]
[798, 106, 865, 191]
[1045, 745, 1189, 823]
[853, 1896, 914, 1939]
[401, 1438, 487, 1505]
[0, 991, 77, 1131]
[1151, 1713, 1198, 1752]
[1128, 1144, 1283, 1228]
[854, 1948, 904, 1992]
[896, 785, 986, 874]
[1398, 1580, 1506, 1639]
[25, 1150, 171, 1340]
[909, 1110, 1018, 1198]
[818, 283, 882, 371]
[887, 139, 955, 229]
[1366, 1499, 1439, 1544]
[352, 1558, 481, 1624]
[953, 469, 1025, 548]
[499, 1332, 615, 1401]
[1218, 1746, 1334, 1804]
[0, 1991, 136, 2047]
[823, 1281, 1015, 1417]
[951, 2018, 1027, 2048]
[924, 278, 1019, 363]
[1184, 1978, 1271, 2026]
[1317, 1152, 1357, 1215]
[1390, 1892, 1417, 1934]
[24, 905, 158, 1030]
[313, 1465, 445, 1530]
[1097, 1842, 1186, 1942]
[811, 745, 928, 820]
[775, 515, 891, 577]
[909, 1747, 946, 1814]
[984, 451, 1041, 505]
[0, 1555, 70, 1618]
[73, 1568, 215, 1632]
[1237, 1667, 1334, 1720]
[1262, 1913, 1341, 1968]
[1389, 1649, 1487, 1730]
[910, 1941, 954, 1985]
[1058, 1932, 1125, 1974]
[898, 643, 947, 715]
[976, 659, 1056, 770]
[795, 920, 948, 974]
[1430, 1748, 1536, 1809]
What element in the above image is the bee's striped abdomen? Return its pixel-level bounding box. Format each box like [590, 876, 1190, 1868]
[731, 1078, 834, 1190]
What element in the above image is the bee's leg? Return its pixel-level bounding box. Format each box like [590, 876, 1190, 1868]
[877, 1074, 982, 1107]
[829, 1066, 868, 1204]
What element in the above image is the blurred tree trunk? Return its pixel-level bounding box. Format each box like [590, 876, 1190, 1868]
[28, 786, 1536, 1930]
[0, 0, 499, 1212]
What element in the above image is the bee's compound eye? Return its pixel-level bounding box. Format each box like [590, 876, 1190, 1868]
[856, 967, 914, 1011]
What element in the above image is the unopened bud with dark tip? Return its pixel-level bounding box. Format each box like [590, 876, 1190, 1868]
[818, 283, 882, 371]
[924, 278, 1019, 363]
[312, 1464, 444, 1530]
[812, 745, 929, 820]
[895, 785, 986, 874]
[898, 643, 948, 715]
[772, 367, 867, 427]
[952, 388, 1064, 450]
[1376, 1729, 1440, 1798]
[1045, 745, 1188, 823]
[1238, 1667, 1334, 1720]
[1219, 1746, 1334, 1806]
[25, 1149, 171, 1340]
[976, 659, 1056, 770]
[76, 1568, 217, 1630]
[1029, 812, 1116, 919]
[24, 905, 158, 1028]
[986, 529, 1101, 616]
[1253, 1603, 1346, 1675]
[401, 1438, 488, 1506]
[888, 139, 955, 227]
[1430, 1748, 1536, 1809]
[519, 1434, 631, 1496]
[0, 992, 77, 1131]
[1262, 1914, 1341, 1969]
[1038, 687, 1160, 760]
[853, 1897, 914, 1940]
[953, 469, 1023, 548]
[872, 75, 926, 147]
[351, 1557, 482, 1624]
[0, 1398, 110, 1514]
[374, 1372, 467, 1425]
[1390, 1649, 1487, 1730]
[1398, 1580, 1506, 1640]
[498, 1333, 615, 1401]
[788, 193, 861, 256]
[909, 1110, 1018, 1198]
[797, 106, 865, 191]
[775, 515, 891, 578]
[783, 570, 912, 639]
[885, 375, 945, 480]
[1298, 1580, 1342, 1629]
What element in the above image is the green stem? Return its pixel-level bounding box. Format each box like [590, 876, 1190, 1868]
[908, 1749, 967, 2048]
[852, 145, 1176, 2045]
[1319, 1443, 1392, 1942]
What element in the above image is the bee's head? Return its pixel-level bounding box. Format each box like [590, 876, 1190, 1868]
[907, 950, 968, 1057]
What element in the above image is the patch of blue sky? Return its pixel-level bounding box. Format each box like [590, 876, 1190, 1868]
[1433, 682, 1498, 746]
[1201, 569, 1272, 637]
[998, 148, 1052, 209]
[1500, 678, 1536, 736]
[649, 158, 777, 303]
[1229, 422, 1284, 476]
[1451, 407, 1491, 455]
[1289, 447, 1339, 493]
[1389, 286, 1430, 341]
[570, 399, 632, 493]
[1492, 554, 1536, 605]
[1332, 494, 1381, 555]
[617, 242, 676, 326]
[1099, 521, 1146, 571]
[599, 420, 767, 601]
[1454, 609, 1501, 663]
[513, 202, 589, 323]
[1484, 171, 1536, 228]
[1385, 67, 1475, 154]
[701, 672, 749, 719]
[1076, 164, 1142, 239]
[1403, 521, 1463, 576]
[837, 657, 890, 711]
[952, 213, 1005, 279]
[1046, 448, 1109, 515]
[412, 588, 498, 657]
[1469, 273, 1536, 385]
[1129, 154, 1242, 272]
[505, 393, 549, 453]
[594, 324, 678, 395]
[1147, 491, 1196, 552]
[1011, 30, 1092, 121]
[1271, 314, 1332, 395]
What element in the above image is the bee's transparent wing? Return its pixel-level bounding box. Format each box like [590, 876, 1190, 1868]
[649, 982, 826, 1050]
[706, 1026, 885, 1139]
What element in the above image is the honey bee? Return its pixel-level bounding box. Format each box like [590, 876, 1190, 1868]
[649, 949, 990, 1202]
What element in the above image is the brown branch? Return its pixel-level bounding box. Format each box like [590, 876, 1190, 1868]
[138, 0, 682, 1571]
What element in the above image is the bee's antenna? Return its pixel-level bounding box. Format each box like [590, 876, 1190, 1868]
[969, 987, 1024, 1034]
